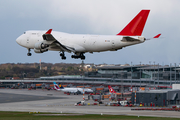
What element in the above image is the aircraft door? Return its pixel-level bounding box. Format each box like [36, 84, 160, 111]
[83, 36, 86, 44]
[112, 40, 115, 48]
[26, 35, 31, 46]
[27, 37, 29, 44]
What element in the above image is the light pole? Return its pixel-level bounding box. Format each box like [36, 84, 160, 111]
[140, 62, 141, 89]
[179, 63, 180, 84]
[154, 61, 155, 89]
[158, 63, 159, 89]
[175, 63, 176, 84]
[131, 62, 132, 92]
[149, 61, 151, 90]
[170, 63, 172, 86]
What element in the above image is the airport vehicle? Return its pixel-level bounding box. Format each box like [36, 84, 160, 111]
[120, 100, 128, 106]
[74, 101, 85, 106]
[16, 10, 161, 60]
[53, 82, 93, 94]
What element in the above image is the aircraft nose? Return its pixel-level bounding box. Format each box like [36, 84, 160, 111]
[16, 36, 22, 45]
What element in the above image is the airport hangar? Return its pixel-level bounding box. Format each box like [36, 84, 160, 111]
[1, 64, 180, 89]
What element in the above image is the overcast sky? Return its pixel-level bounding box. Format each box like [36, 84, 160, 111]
[1, 0, 180, 65]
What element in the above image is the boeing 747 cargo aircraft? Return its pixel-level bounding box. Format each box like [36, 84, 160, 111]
[16, 10, 160, 60]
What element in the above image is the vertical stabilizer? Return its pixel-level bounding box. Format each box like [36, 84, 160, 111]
[53, 82, 60, 90]
[117, 10, 150, 36]
[58, 83, 64, 89]
[108, 85, 117, 93]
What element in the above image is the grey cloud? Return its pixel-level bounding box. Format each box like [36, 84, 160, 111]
[1, 0, 180, 65]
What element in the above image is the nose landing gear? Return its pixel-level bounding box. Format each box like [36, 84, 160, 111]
[27, 48, 32, 56]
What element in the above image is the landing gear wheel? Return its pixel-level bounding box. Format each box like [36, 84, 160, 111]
[27, 49, 32, 56]
[81, 56, 85, 60]
[27, 53, 32, 56]
[80, 53, 85, 60]
[60, 52, 66, 60]
[62, 56, 66, 60]
[71, 53, 86, 60]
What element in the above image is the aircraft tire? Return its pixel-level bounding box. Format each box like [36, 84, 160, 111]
[27, 53, 32, 56]
[62, 56, 66, 60]
[81, 56, 85, 60]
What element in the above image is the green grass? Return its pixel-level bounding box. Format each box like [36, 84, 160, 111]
[0, 111, 179, 120]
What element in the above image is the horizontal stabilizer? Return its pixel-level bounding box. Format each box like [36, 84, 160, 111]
[146, 34, 161, 40]
[153, 34, 161, 38]
[121, 37, 141, 42]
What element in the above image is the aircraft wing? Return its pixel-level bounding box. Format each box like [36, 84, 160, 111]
[42, 29, 75, 53]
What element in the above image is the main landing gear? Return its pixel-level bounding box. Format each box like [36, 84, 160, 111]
[60, 52, 66, 60]
[27, 48, 32, 56]
[71, 53, 85, 60]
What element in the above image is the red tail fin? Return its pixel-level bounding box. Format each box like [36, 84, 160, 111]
[117, 10, 150, 36]
[108, 85, 117, 93]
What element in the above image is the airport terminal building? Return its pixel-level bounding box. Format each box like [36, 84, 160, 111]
[36, 64, 180, 88]
[1, 64, 180, 89]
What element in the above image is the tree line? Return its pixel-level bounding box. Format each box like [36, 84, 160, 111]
[0, 62, 86, 79]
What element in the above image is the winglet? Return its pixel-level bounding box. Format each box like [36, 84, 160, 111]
[153, 34, 161, 38]
[117, 10, 150, 36]
[45, 29, 52, 34]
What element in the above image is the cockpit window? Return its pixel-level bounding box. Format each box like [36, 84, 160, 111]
[24, 32, 26, 34]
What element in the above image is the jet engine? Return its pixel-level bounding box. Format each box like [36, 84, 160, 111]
[34, 48, 48, 53]
[34, 42, 49, 49]
[34, 42, 49, 53]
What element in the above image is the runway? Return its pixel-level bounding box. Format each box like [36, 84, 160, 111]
[0, 92, 65, 103]
[0, 89, 180, 118]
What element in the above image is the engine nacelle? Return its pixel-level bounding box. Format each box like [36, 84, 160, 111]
[34, 42, 49, 49]
[34, 48, 48, 53]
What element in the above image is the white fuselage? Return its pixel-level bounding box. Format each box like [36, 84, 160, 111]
[58, 87, 93, 94]
[16, 30, 145, 53]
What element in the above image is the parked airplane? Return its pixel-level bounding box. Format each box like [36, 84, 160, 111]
[16, 10, 160, 60]
[53, 82, 93, 94]
[108, 85, 117, 94]
[108, 85, 132, 97]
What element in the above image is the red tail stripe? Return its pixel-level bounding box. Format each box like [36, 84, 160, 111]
[117, 10, 150, 36]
